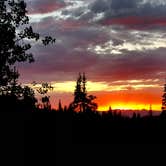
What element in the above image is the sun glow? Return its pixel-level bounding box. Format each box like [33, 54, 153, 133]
[26, 79, 162, 112]
[98, 103, 161, 111]
[27, 79, 160, 93]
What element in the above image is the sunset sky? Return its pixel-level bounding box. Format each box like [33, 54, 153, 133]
[19, 0, 166, 111]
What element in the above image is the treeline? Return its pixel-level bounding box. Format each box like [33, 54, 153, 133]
[0, 73, 97, 112]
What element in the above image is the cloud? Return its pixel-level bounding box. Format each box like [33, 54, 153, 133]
[27, 0, 92, 23]
[89, 0, 166, 29]
[26, 0, 66, 14]
[27, 79, 161, 94]
[102, 16, 166, 29]
[88, 30, 166, 55]
[18, 0, 166, 110]
[90, 0, 110, 13]
[20, 0, 166, 85]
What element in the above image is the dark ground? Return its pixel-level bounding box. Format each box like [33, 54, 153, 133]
[2, 111, 166, 165]
[26, 111, 166, 165]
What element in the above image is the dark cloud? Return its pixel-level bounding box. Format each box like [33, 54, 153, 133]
[19, 0, 166, 85]
[26, 0, 66, 14]
[18, 40, 166, 83]
[91, 0, 110, 13]
[91, 0, 138, 13]
[102, 16, 166, 29]
[89, 0, 166, 28]
[111, 0, 137, 10]
[91, 0, 166, 15]
[18, 39, 100, 82]
[89, 51, 166, 82]
[90, 0, 139, 16]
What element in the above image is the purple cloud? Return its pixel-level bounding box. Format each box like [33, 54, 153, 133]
[17, 0, 166, 86]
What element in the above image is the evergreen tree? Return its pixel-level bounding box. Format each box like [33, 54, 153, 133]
[82, 72, 87, 112]
[162, 82, 166, 112]
[71, 73, 98, 112]
[73, 73, 82, 111]
[149, 104, 153, 117]
[58, 99, 63, 112]
[64, 105, 67, 112]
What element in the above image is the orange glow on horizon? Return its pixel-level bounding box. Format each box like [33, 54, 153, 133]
[94, 89, 162, 112]
[98, 103, 161, 111]
[27, 79, 163, 112]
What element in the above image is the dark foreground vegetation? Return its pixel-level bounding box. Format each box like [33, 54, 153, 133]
[1, 1, 166, 165]
[2, 107, 166, 165]
[1, 0, 166, 147]
[2, 104, 166, 144]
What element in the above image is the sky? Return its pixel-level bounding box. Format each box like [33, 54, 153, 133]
[19, 0, 166, 111]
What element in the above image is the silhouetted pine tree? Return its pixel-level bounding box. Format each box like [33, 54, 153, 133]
[149, 104, 153, 117]
[161, 82, 166, 115]
[64, 105, 67, 112]
[58, 99, 63, 112]
[71, 73, 97, 112]
[82, 73, 87, 112]
[73, 73, 82, 111]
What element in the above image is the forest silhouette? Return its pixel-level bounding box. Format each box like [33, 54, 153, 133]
[2, 71, 166, 144]
[1, 1, 166, 156]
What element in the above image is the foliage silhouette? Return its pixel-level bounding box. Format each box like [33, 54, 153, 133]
[161, 82, 166, 117]
[0, 0, 55, 111]
[34, 82, 53, 111]
[54, 109, 166, 144]
[4, 76, 166, 147]
[53, 80, 166, 144]
[70, 73, 98, 112]
[0, 0, 55, 88]
[58, 99, 63, 112]
[1, 0, 166, 147]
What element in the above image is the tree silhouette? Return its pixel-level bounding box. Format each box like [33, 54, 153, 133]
[0, 0, 55, 96]
[149, 104, 153, 117]
[71, 73, 98, 112]
[160, 81, 166, 117]
[35, 83, 53, 111]
[58, 99, 63, 112]
[162, 82, 166, 112]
